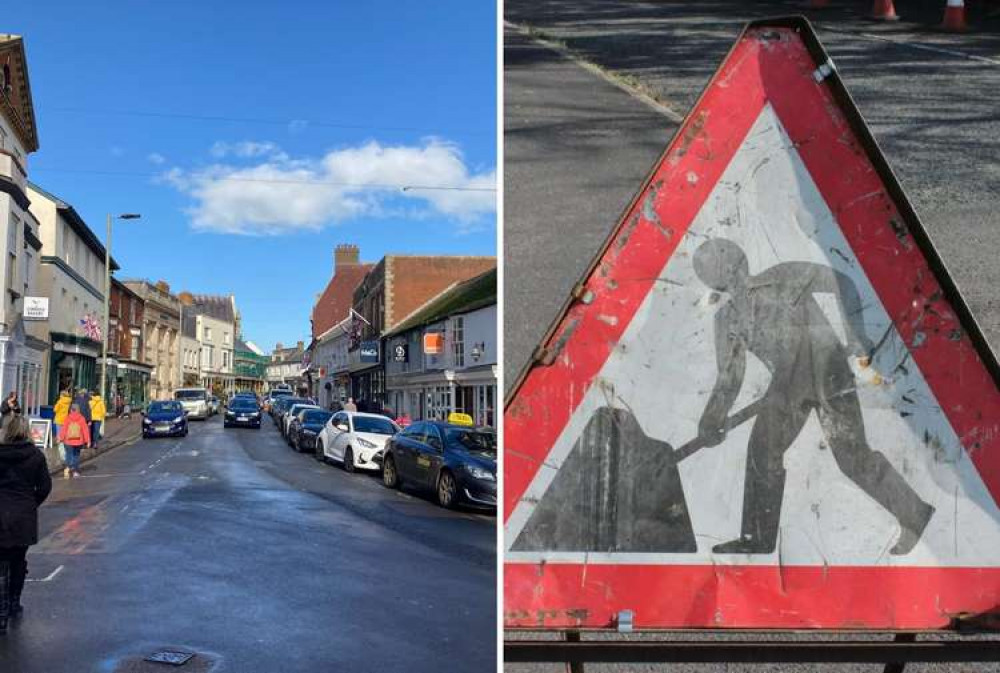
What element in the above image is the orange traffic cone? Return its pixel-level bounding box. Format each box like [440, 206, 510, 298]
[871, 0, 900, 20]
[941, 0, 968, 31]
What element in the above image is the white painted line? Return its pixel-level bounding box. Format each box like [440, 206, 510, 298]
[26, 565, 63, 583]
[505, 20, 685, 122]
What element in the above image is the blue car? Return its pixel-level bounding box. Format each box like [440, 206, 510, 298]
[142, 400, 189, 438]
[381, 421, 496, 509]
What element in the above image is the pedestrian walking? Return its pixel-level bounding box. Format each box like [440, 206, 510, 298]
[73, 388, 93, 431]
[58, 404, 90, 479]
[0, 416, 52, 632]
[89, 393, 107, 450]
[0, 393, 20, 429]
[52, 389, 71, 442]
[343, 397, 357, 413]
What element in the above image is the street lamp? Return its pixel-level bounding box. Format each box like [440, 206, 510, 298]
[100, 213, 140, 406]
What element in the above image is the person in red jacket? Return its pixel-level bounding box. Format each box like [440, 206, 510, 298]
[58, 404, 91, 478]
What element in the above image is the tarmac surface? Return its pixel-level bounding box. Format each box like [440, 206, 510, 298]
[0, 413, 496, 672]
[504, 1, 1000, 670]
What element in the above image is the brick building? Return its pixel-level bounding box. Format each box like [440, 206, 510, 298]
[349, 254, 496, 409]
[108, 278, 152, 409]
[123, 279, 181, 400]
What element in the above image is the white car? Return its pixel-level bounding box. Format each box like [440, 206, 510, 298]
[318, 411, 400, 473]
[174, 387, 210, 420]
[282, 403, 319, 437]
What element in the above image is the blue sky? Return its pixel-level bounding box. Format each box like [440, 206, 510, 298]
[10, 0, 497, 350]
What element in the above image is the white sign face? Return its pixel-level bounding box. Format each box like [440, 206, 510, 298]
[506, 105, 1000, 568]
[24, 297, 49, 320]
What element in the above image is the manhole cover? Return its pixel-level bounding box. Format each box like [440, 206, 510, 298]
[145, 651, 195, 665]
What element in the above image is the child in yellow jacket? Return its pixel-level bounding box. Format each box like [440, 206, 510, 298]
[53, 390, 71, 437]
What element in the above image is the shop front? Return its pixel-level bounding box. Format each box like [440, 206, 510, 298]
[115, 359, 152, 411]
[0, 320, 48, 416]
[48, 332, 100, 403]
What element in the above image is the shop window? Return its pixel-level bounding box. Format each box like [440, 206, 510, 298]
[451, 317, 465, 368]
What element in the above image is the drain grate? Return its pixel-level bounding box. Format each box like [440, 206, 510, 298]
[144, 651, 195, 666]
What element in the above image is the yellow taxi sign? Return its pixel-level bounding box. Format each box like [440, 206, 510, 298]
[447, 412, 474, 426]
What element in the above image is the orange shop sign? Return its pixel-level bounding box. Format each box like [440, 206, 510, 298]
[423, 332, 444, 355]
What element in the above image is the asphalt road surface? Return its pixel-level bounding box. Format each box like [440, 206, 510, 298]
[504, 1, 1000, 670]
[0, 414, 495, 673]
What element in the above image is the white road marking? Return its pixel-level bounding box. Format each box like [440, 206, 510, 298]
[26, 565, 64, 583]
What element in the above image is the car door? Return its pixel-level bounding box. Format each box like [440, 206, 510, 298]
[393, 422, 424, 480]
[330, 413, 353, 463]
[424, 425, 448, 487]
[322, 412, 347, 459]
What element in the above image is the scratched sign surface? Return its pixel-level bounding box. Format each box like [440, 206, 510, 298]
[504, 18, 1000, 630]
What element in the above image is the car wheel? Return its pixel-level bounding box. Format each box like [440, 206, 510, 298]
[316, 441, 326, 463]
[183, 428, 189, 437]
[343, 447, 355, 473]
[437, 470, 458, 509]
[383, 455, 400, 489]
[292, 435, 301, 452]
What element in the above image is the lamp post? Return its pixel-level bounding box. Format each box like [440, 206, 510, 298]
[100, 213, 140, 406]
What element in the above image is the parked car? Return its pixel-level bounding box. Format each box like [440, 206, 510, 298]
[282, 403, 320, 437]
[381, 421, 496, 509]
[224, 397, 263, 429]
[174, 387, 210, 420]
[142, 400, 189, 438]
[208, 395, 221, 415]
[288, 409, 333, 452]
[317, 412, 400, 473]
[263, 389, 292, 413]
[274, 397, 313, 427]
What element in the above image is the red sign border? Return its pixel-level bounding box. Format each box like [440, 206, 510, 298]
[504, 16, 1000, 631]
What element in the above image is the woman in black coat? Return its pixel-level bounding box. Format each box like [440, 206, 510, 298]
[0, 415, 51, 631]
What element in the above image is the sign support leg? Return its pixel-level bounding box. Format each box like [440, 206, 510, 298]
[882, 633, 916, 673]
[565, 631, 584, 673]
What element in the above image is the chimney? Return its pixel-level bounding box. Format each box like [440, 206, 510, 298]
[276, 342, 283, 350]
[334, 244, 360, 273]
[178, 291, 194, 306]
[155, 280, 170, 294]
[297, 340, 304, 350]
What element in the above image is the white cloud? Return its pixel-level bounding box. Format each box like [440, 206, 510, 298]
[147, 152, 166, 165]
[162, 139, 496, 236]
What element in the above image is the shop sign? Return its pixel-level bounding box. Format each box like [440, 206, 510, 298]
[360, 341, 379, 363]
[24, 297, 48, 320]
[393, 343, 409, 363]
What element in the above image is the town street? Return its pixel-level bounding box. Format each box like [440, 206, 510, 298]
[0, 416, 496, 673]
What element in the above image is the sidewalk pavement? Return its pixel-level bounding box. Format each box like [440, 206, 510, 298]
[45, 414, 143, 474]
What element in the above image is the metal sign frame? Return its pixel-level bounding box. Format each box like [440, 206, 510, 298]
[503, 12, 1000, 657]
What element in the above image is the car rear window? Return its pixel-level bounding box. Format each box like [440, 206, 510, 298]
[304, 410, 333, 424]
[352, 416, 397, 435]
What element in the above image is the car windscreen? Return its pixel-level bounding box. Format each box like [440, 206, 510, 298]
[174, 390, 206, 401]
[352, 416, 397, 435]
[230, 400, 258, 411]
[304, 410, 333, 425]
[445, 428, 497, 454]
[283, 399, 311, 408]
[270, 391, 293, 398]
[149, 402, 183, 413]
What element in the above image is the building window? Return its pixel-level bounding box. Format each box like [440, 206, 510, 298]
[224, 332, 230, 345]
[131, 335, 139, 361]
[451, 316, 464, 368]
[204, 326, 212, 340]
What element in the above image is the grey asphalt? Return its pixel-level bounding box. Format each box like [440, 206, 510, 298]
[0, 414, 495, 673]
[504, 1, 1000, 670]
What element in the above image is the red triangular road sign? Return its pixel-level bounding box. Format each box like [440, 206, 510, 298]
[504, 17, 1000, 630]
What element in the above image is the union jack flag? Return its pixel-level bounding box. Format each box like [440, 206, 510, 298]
[80, 313, 102, 341]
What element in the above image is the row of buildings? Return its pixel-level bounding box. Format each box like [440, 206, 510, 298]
[278, 244, 498, 428]
[0, 34, 268, 415]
